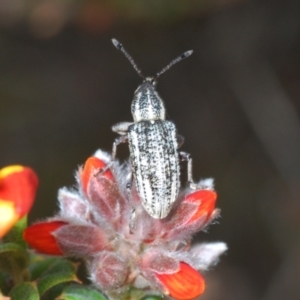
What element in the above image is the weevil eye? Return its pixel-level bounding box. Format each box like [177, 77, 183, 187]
[151, 78, 157, 86]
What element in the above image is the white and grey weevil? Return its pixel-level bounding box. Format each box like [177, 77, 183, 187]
[108, 39, 196, 220]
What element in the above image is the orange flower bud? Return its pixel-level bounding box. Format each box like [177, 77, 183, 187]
[156, 262, 205, 300]
[0, 165, 38, 237]
[23, 221, 67, 255]
[81, 157, 114, 194]
[184, 190, 217, 223]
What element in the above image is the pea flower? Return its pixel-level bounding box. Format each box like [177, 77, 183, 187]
[24, 150, 226, 299]
[0, 165, 38, 238]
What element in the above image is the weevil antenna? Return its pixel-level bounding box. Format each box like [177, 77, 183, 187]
[154, 50, 193, 80]
[112, 39, 145, 80]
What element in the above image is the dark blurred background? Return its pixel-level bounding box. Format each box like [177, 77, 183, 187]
[1, 0, 300, 299]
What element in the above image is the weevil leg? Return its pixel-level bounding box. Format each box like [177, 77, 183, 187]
[111, 134, 128, 161]
[179, 151, 197, 189]
[177, 134, 185, 148]
[96, 135, 128, 175]
[112, 122, 133, 135]
[125, 172, 136, 233]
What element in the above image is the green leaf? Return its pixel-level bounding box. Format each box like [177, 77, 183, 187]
[29, 256, 59, 280]
[140, 296, 164, 300]
[37, 271, 78, 295]
[41, 258, 76, 275]
[0, 242, 26, 255]
[108, 288, 165, 300]
[29, 256, 77, 280]
[9, 282, 39, 300]
[58, 284, 107, 300]
[0, 243, 29, 283]
[3, 216, 28, 248]
[42, 282, 70, 299]
[29, 256, 78, 296]
[0, 271, 10, 295]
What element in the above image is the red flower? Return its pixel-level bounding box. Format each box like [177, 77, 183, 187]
[23, 150, 226, 299]
[23, 221, 66, 255]
[156, 262, 205, 300]
[80, 156, 114, 195]
[184, 189, 217, 224]
[0, 165, 38, 238]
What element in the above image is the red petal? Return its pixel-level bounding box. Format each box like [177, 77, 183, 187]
[156, 262, 205, 300]
[23, 221, 67, 255]
[81, 157, 114, 194]
[0, 166, 38, 218]
[184, 190, 217, 223]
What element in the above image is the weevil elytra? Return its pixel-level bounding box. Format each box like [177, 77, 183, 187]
[109, 39, 196, 220]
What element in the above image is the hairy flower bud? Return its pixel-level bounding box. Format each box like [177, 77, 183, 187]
[24, 150, 227, 299]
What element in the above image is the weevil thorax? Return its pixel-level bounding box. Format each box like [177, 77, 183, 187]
[131, 77, 166, 122]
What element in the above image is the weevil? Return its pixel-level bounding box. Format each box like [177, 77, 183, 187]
[108, 39, 196, 220]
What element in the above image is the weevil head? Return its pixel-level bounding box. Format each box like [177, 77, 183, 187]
[111, 39, 192, 122]
[131, 77, 166, 122]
